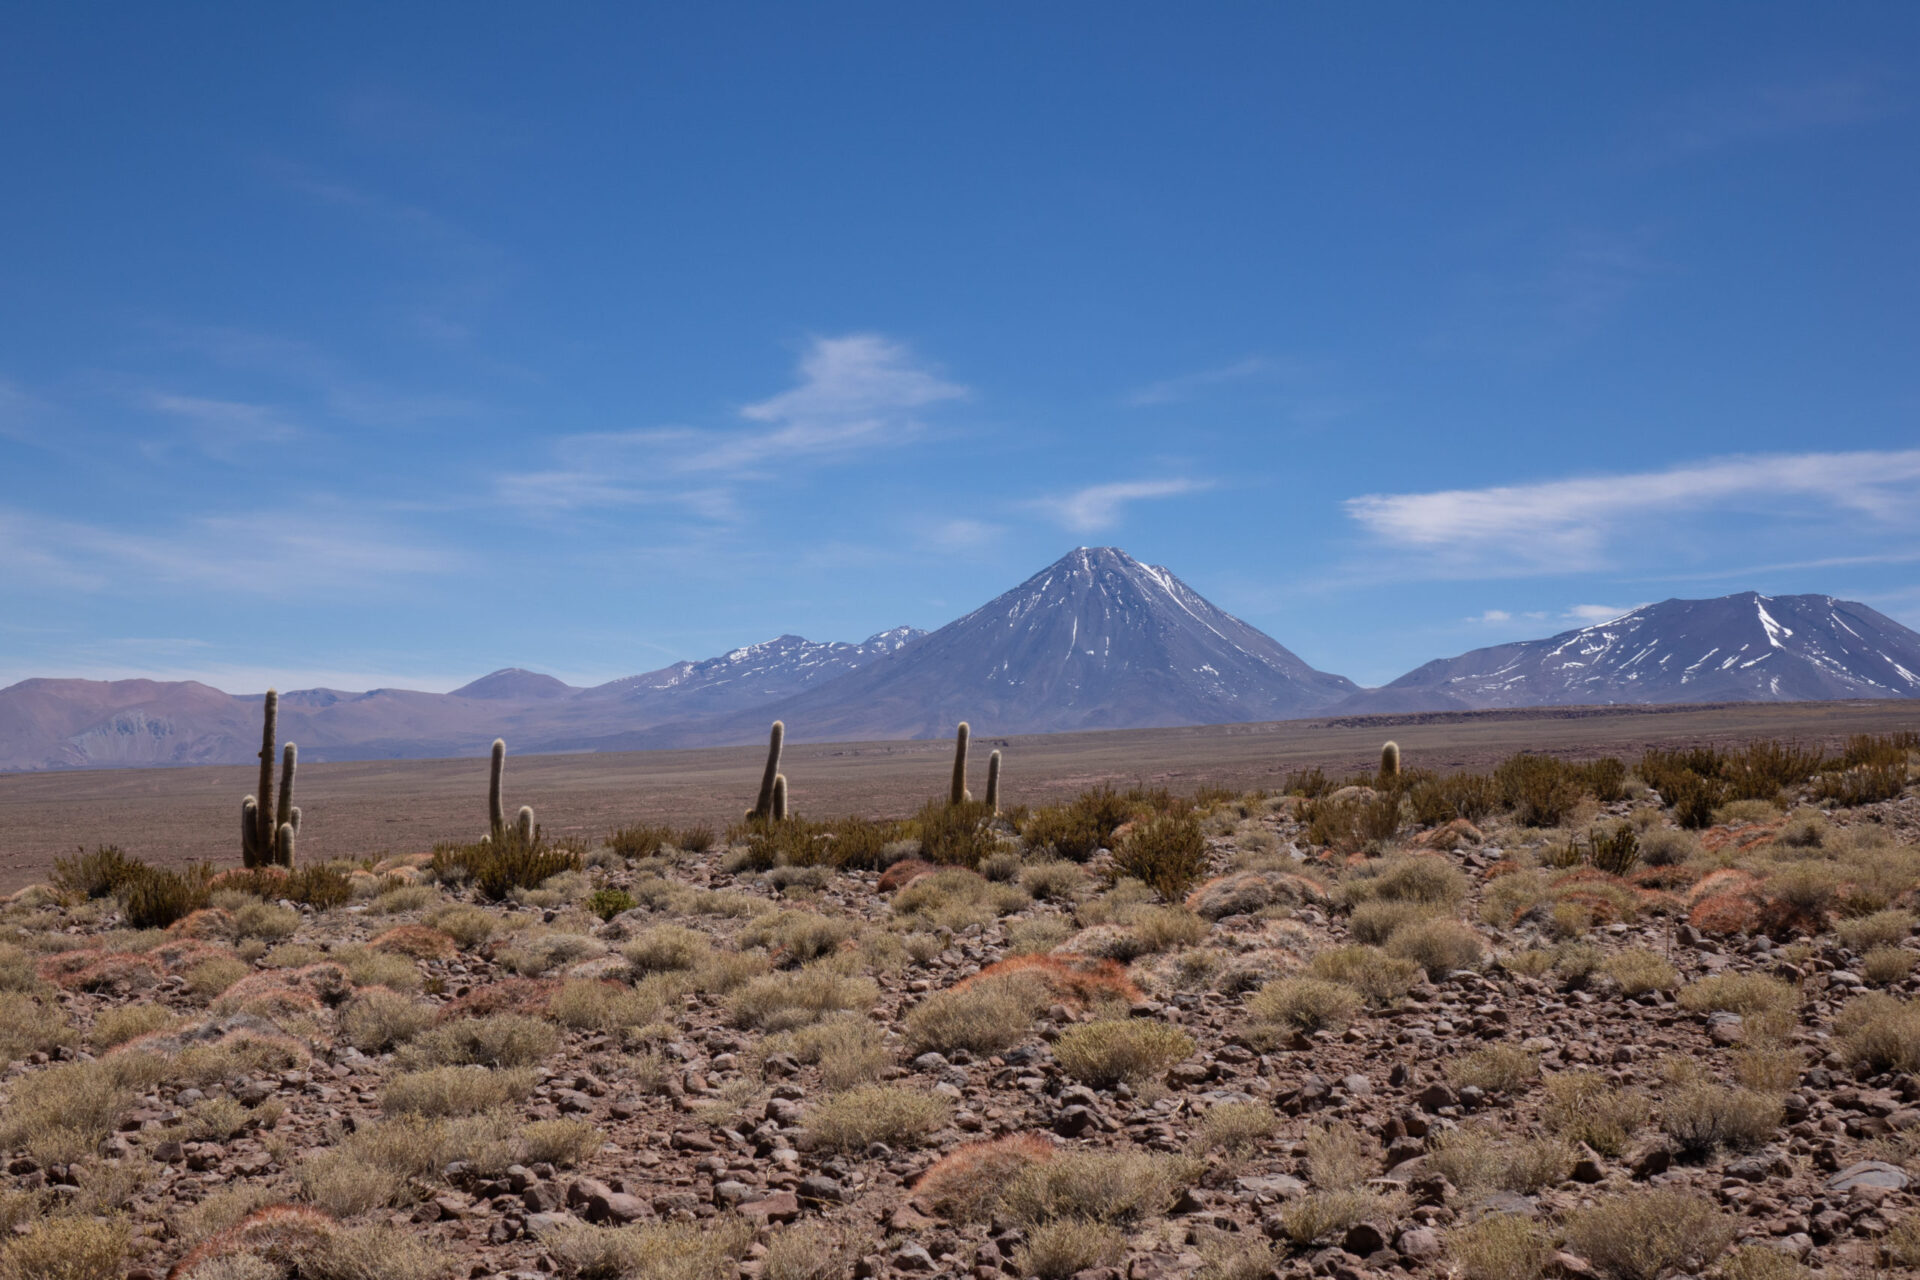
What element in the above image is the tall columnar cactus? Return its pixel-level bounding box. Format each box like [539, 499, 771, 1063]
[486, 738, 536, 844]
[950, 721, 972, 806]
[984, 749, 1002, 814]
[1380, 740, 1402, 780]
[241, 690, 299, 868]
[771, 774, 788, 822]
[752, 721, 785, 819]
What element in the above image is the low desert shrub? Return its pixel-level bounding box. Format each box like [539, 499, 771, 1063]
[1449, 1213, 1554, 1280]
[520, 1117, 601, 1167]
[342, 989, 436, 1052]
[0, 1214, 129, 1280]
[914, 798, 1000, 868]
[403, 1012, 558, 1068]
[1636, 827, 1697, 867]
[426, 904, 496, 950]
[738, 910, 852, 966]
[1867, 946, 1916, 985]
[905, 972, 1050, 1056]
[1426, 1126, 1572, 1193]
[762, 1222, 858, 1280]
[186, 954, 252, 999]
[1561, 1188, 1734, 1280]
[1014, 1220, 1126, 1280]
[51, 845, 144, 900]
[1194, 1100, 1277, 1156]
[621, 925, 710, 974]
[1113, 814, 1210, 903]
[1602, 948, 1678, 996]
[88, 1003, 172, 1050]
[1347, 899, 1434, 945]
[587, 888, 637, 921]
[1839, 909, 1914, 954]
[1021, 787, 1133, 861]
[1495, 754, 1584, 827]
[1447, 1045, 1538, 1095]
[1661, 1083, 1782, 1158]
[1387, 917, 1485, 977]
[430, 837, 581, 901]
[1308, 944, 1419, 1004]
[0, 992, 75, 1064]
[231, 902, 301, 941]
[1836, 992, 1920, 1073]
[547, 979, 661, 1035]
[1356, 855, 1467, 906]
[0, 1059, 134, 1165]
[730, 968, 879, 1032]
[1000, 1149, 1199, 1226]
[382, 1065, 536, 1117]
[119, 862, 215, 928]
[804, 1086, 948, 1153]
[1678, 973, 1797, 1018]
[1247, 977, 1362, 1035]
[1276, 1187, 1410, 1246]
[545, 1218, 753, 1280]
[1542, 1071, 1649, 1156]
[1052, 1019, 1195, 1088]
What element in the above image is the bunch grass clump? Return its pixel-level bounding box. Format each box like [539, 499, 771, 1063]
[1052, 1018, 1194, 1088]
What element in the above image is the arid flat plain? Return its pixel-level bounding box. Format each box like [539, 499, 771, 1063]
[1, 700, 1914, 892]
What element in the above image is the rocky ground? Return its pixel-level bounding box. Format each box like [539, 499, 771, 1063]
[3, 746, 1920, 1280]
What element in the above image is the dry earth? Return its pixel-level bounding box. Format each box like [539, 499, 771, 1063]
[2, 724, 1920, 1280]
[3, 701, 1917, 893]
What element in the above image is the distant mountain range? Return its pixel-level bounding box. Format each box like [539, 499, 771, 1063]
[1, 549, 1916, 771]
[1333, 592, 1920, 714]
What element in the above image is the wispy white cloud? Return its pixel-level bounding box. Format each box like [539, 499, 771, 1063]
[1346, 450, 1920, 575]
[919, 518, 1004, 552]
[1467, 609, 1512, 624]
[509, 334, 966, 511]
[1562, 603, 1640, 625]
[1126, 357, 1281, 407]
[1659, 74, 1889, 156]
[1040, 478, 1213, 534]
[0, 505, 462, 596]
[144, 392, 301, 457]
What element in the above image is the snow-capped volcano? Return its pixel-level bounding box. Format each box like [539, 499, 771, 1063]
[1341, 592, 1920, 712]
[645, 547, 1358, 743]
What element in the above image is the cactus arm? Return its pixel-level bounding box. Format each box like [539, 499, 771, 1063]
[771, 773, 788, 822]
[950, 722, 971, 806]
[254, 690, 279, 854]
[753, 721, 785, 818]
[985, 750, 1002, 814]
[489, 739, 507, 838]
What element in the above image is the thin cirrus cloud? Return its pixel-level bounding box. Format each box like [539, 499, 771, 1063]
[1125, 356, 1281, 407]
[1041, 478, 1214, 534]
[0, 505, 461, 597]
[1346, 449, 1920, 575]
[509, 334, 966, 510]
[144, 392, 301, 457]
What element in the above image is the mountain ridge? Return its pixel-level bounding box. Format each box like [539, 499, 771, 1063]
[3, 556, 1917, 772]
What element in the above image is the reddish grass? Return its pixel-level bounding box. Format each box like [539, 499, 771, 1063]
[170, 908, 236, 940]
[435, 977, 558, 1021]
[877, 859, 937, 893]
[215, 962, 352, 1012]
[38, 949, 162, 992]
[913, 1133, 1055, 1219]
[956, 952, 1141, 1007]
[1690, 892, 1763, 936]
[166, 1203, 338, 1280]
[371, 925, 457, 960]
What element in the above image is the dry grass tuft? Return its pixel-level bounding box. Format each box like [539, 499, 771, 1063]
[804, 1086, 948, 1152]
[915, 1134, 1056, 1221]
[1246, 976, 1363, 1036]
[1560, 1187, 1734, 1280]
[1052, 1018, 1195, 1087]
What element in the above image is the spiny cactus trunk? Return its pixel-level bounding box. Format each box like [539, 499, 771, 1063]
[1380, 740, 1401, 780]
[985, 749, 1001, 814]
[771, 773, 788, 822]
[271, 743, 299, 867]
[244, 690, 280, 866]
[753, 721, 785, 819]
[489, 739, 507, 839]
[515, 805, 535, 844]
[950, 722, 971, 806]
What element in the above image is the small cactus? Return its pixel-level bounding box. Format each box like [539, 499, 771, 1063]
[985, 749, 1002, 814]
[950, 722, 972, 806]
[241, 691, 299, 868]
[485, 739, 535, 844]
[771, 774, 788, 822]
[1380, 740, 1401, 780]
[752, 721, 785, 819]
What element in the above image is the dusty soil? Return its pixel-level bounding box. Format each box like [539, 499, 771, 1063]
[2, 701, 1916, 893]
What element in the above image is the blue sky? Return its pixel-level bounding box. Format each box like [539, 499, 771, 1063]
[4, 5, 1918, 692]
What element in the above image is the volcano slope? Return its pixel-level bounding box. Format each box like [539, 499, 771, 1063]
[1, 733, 1919, 1280]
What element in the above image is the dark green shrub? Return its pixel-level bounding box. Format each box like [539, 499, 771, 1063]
[1666, 773, 1724, 829]
[677, 824, 716, 853]
[220, 863, 353, 909]
[917, 799, 999, 868]
[1023, 786, 1134, 861]
[52, 846, 143, 900]
[1281, 767, 1331, 799]
[1113, 814, 1209, 903]
[1722, 741, 1824, 800]
[118, 863, 215, 928]
[1577, 757, 1628, 803]
[588, 888, 637, 920]
[608, 824, 673, 859]
[1408, 773, 1499, 826]
[1839, 732, 1918, 769]
[1494, 754, 1582, 827]
[1814, 763, 1908, 806]
[1584, 826, 1640, 876]
[431, 836, 582, 901]
[1303, 792, 1402, 852]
